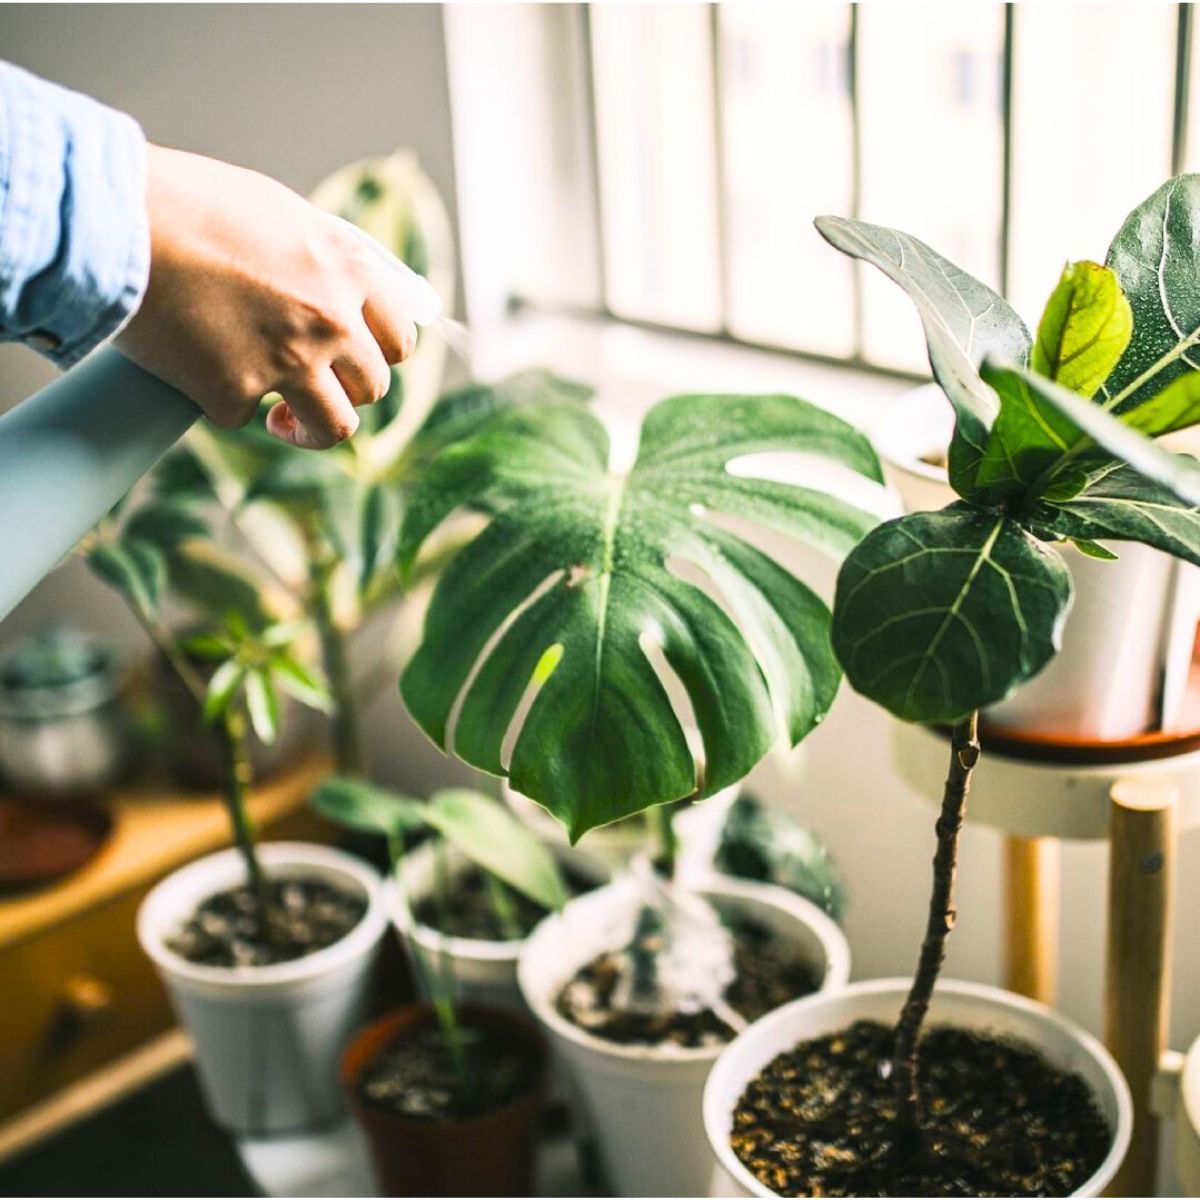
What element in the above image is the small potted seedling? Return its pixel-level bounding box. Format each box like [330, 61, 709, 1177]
[394, 389, 883, 1194]
[82, 474, 390, 1134]
[126, 616, 389, 1135]
[312, 774, 602, 1012]
[703, 177, 1200, 1197]
[310, 777, 563, 1197]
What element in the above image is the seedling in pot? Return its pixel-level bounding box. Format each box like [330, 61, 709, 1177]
[311, 776, 566, 1109]
[82, 489, 339, 957]
[729, 174, 1200, 1195]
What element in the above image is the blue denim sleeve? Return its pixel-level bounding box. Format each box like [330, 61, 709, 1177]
[0, 62, 150, 367]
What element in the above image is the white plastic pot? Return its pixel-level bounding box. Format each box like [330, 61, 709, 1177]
[704, 978, 1132, 1198]
[138, 842, 388, 1135]
[392, 840, 611, 1013]
[873, 384, 1200, 739]
[518, 875, 851, 1197]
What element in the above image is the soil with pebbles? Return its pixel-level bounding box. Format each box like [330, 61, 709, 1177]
[731, 1019, 1111, 1197]
[556, 917, 822, 1048]
[356, 1018, 537, 1122]
[412, 864, 596, 941]
[168, 876, 367, 967]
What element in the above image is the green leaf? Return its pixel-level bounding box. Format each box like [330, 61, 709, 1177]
[202, 659, 244, 724]
[424, 789, 567, 910]
[358, 485, 392, 598]
[983, 362, 1200, 506]
[399, 393, 881, 839]
[165, 542, 276, 630]
[1104, 175, 1200, 413]
[87, 540, 165, 619]
[1119, 371, 1200, 439]
[1032, 261, 1132, 396]
[242, 453, 353, 508]
[260, 620, 308, 649]
[832, 504, 1072, 723]
[1030, 462, 1200, 568]
[124, 499, 211, 547]
[310, 776, 426, 839]
[181, 633, 233, 660]
[815, 215, 1030, 497]
[270, 656, 333, 713]
[244, 670, 280, 745]
[1070, 538, 1120, 561]
[972, 361, 1085, 498]
[402, 370, 595, 470]
[150, 446, 216, 502]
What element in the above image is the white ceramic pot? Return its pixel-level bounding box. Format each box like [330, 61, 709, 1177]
[704, 978, 1132, 1198]
[392, 840, 611, 1013]
[138, 842, 388, 1135]
[518, 875, 851, 1197]
[873, 384, 1200, 739]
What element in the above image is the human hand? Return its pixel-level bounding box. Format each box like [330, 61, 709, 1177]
[117, 145, 417, 448]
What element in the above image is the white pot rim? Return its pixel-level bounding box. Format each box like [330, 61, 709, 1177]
[388, 871, 526, 965]
[518, 874, 851, 1066]
[137, 841, 387, 991]
[704, 977, 1132, 1199]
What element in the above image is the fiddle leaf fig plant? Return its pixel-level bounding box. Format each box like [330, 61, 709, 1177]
[397, 393, 884, 839]
[818, 174, 1200, 1140]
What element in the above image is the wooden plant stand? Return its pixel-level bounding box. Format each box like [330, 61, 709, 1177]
[893, 722, 1200, 1197]
[0, 752, 332, 1161]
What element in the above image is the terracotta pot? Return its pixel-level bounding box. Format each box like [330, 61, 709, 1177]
[342, 1003, 548, 1197]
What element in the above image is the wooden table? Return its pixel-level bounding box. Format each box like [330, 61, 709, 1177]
[0, 753, 331, 1159]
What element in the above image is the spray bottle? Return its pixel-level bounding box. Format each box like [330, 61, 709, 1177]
[0, 222, 443, 621]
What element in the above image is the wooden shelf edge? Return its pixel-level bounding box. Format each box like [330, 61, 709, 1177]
[0, 1029, 192, 1164]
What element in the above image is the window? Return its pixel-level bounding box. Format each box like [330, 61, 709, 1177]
[446, 4, 1194, 379]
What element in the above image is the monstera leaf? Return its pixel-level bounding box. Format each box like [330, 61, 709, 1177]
[815, 216, 1030, 497]
[832, 505, 1073, 723]
[398, 394, 882, 839]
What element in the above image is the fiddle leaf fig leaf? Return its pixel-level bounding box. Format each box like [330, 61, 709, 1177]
[1032, 261, 1132, 397]
[815, 215, 1030, 497]
[424, 789, 567, 910]
[982, 362, 1200, 506]
[1119, 372, 1200, 439]
[1029, 462, 1200, 569]
[399, 393, 882, 839]
[973, 361, 1085, 498]
[1104, 175, 1200, 413]
[1070, 538, 1120, 561]
[832, 504, 1072, 723]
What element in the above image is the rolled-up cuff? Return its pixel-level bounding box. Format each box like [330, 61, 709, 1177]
[0, 63, 151, 368]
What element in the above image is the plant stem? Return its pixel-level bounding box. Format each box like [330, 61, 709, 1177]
[309, 551, 363, 776]
[486, 873, 522, 940]
[656, 803, 678, 879]
[891, 711, 980, 1141]
[390, 835, 472, 1097]
[218, 708, 275, 940]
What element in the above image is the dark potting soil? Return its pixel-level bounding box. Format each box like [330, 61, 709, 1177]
[168, 876, 367, 967]
[732, 1019, 1111, 1197]
[556, 917, 822, 1048]
[412, 864, 596, 941]
[356, 1018, 538, 1122]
